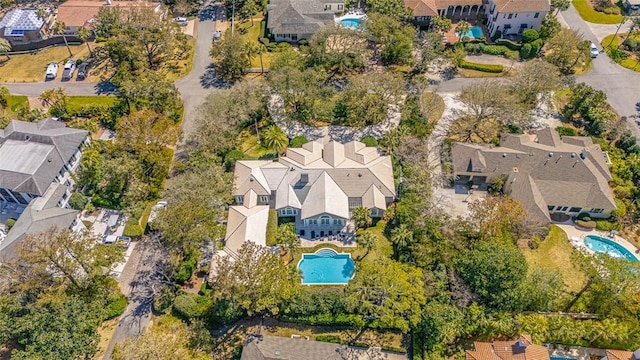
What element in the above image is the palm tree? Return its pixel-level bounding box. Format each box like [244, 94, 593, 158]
[256, 41, 268, 74]
[37, 8, 47, 22]
[455, 21, 471, 42]
[39, 89, 56, 107]
[262, 125, 288, 156]
[390, 224, 413, 257]
[351, 207, 371, 229]
[75, 27, 92, 56]
[53, 21, 72, 57]
[0, 38, 10, 62]
[357, 231, 376, 258]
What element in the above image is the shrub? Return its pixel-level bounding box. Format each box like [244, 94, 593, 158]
[522, 29, 540, 43]
[577, 212, 591, 221]
[68, 192, 88, 210]
[105, 294, 128, 320]
[556, 126, 577, 136]
[123, 218, 143, 238]
[173, 293, 212, 321]
[520, 43, 533, 59]
[289, 135, 308, 148]
[224, 149, 245, 171]
[504, 50, 520, 60]
[595, 219, 620, 231]
[576, 220, 597, 229]
[211, 299, 244, 325]
[459, 60, 503, 73]
[361, 136, 378, 147]
[174, 249, 199, 283]
[5, 218, 15, 231]
[199, 281, 212, 296]
[494, 38, 522, 50]
[266, 209, 278, 246]
[624, 37, 640, 51]
[316, 335, 343, 344]
[530, 39, 543, 55]
[95, 36, 107, 43]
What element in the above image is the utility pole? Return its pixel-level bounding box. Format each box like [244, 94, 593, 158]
[607, 16, 628, 48]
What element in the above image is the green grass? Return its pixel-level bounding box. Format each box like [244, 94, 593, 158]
[237, 18, 275, 69]
[602, 34, 640, 71]
[66, 96, 117, 113]
[7, 95, 28, 112]
[238, 129, 276, 159]
[522, 225, 587, 293]
[572, 0, 623, 24]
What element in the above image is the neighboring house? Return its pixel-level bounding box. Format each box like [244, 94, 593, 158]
[466, 335, 550, 360]
[0, 119, 89, 258]
[451, 128, 616, 224]
[624, 0, 640, 15]
[486, 0, 549, 37]
[241, 335, 408, 360]
[405, 0, 484, 28]
[226, 140, 395, 252]
[0, 9, 46, 45]
[56, 0, 164, 34]
[603, 349, 640, 360]
[266, 0, 345, 42]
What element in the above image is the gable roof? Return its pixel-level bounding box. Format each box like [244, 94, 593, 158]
[56, 0, 162, 28]
[0, 9, 44, 37]
[266, 0, 338, 35]
[466, 335, 550, 360]
[301, 172, 349, 218]
[606, 350, 637, 360]
[451, 128, 616, 221]
[241, 335, 408, 360]
[405, 0, 438, 16]
[491, 0, 550, 13]
[224, 205, 270, 252]
[0, 119, 88, 196]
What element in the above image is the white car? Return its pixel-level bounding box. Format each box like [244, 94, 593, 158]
[173, 17, 188, 26]
[590, 43, 599, 58]
[45, 62, 58, 80]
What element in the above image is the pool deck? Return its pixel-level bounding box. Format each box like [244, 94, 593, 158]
[555, 223, 640, 259]
[548, 343, 606, 360]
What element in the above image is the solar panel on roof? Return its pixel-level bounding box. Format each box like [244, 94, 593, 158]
[10, 29, 25, 35]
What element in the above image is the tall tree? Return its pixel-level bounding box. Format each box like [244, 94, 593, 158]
[365, 0, 412, 20]
[551, 0, 570, 14]
[351, 206, 372, 229]
[116, 109, 181, 153]
[0, 38, 11, 61]
[540, 13, 562, 40]
[455, 21, 471, 41]
[115, 70, 183, 121]
[75, 26, 92, 56]
[356, 231, 377, 258]
[276, 223, 299, 259]
[430, 16, 452, 33]
[52, 21, 72, 57]
[345, 258, 426, 332]
[307, 25, 367, 75]
[210, 32, 250, 82]
[210, 242, 300, 316]
[391, 224, 413, 256]
[262, 125, 289, 155]
[510, 59, 562, 107]
[544, 28, 589, 74]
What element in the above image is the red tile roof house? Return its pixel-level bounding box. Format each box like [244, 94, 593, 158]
[466, 335, 551, 360]
[603, 349, 640, 360]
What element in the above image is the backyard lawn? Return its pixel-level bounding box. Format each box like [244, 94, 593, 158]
[572, 0, 623, 24]
[0, 45, 91, 82]
[7, 95, 28, 112]
[602, 34, 640, 71]
[237, 18, 275, 69]
[522, 225, 587, 293]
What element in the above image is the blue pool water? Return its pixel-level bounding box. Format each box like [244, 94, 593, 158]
[457, 26, 483, 39]
[298, 248, 356, 285]
[340, 18, 361, 29]
[584, 235, 639, 261]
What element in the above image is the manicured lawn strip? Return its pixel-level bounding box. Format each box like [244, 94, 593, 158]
[0, 45, 91, 82]
[572, 0, 622, 24]
[7, 95, 28, 112]
[602, 34, 640, 71]
[522, 225, 587, 293]
[66, 96, 117, 113]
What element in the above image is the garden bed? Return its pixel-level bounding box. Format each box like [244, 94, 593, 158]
[572, 0, 623, 24]
[602, 33, 640, 71]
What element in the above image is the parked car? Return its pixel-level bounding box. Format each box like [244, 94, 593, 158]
[76, 62, 88, 80]
[45, 62, 58, 80]
[173, 17, 188, 26]
[61, 60, 76, 81]
[590, 43, 599, 58]
[213, 30, 222, 41]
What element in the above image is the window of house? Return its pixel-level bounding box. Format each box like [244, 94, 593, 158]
[348, 197, 362, 210]
[590, 208, 604, 213]
[235, 195, 244, 204]
[333, 219, 342, 225]
[504, 24, 511, 29]
[547, 205, 555, 211]
[569, 207, 582, 213]
[281, 207, 297, 216]
[0, 189, 12, 203]
[514, 13, 517, 18]
[10, 190, 28, 205]
[534, 12, 540, 18]
[338, 4, 343, 10]
[370, 208, 380, 217]
[508, 13, 513, 19]
[320, 216, 331, 225]
[324, 4, 331, 10]
[503, 14, 506, 18]
[559, 206, 569, 212]
[259, 195, 269, 203]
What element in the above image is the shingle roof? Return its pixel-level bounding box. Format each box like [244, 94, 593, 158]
[451, 128, 616, 221]
[466, 336, 550, 360]
[266, 0, 339, 35]
[0, 9, 44, 37]
[491, 0, 550, 13]
[606, 349, 637, 360]
[405, 0, 438, 16]
[301, 172, 349, 218]
[0, 119, 88, 196]
[56, 0, 162, 28]
[224, 205, 270, 252]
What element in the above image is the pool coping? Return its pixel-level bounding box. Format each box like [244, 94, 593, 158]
[583, 234, 639, 261]
[556, 224, 640, 261]
[297, 247, 356, 286]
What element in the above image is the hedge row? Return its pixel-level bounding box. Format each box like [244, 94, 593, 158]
[459, 60, 504, 73]
[495, 38, 522, 50]
[576, 220, 597, 229]
[464, 42, 519, 59]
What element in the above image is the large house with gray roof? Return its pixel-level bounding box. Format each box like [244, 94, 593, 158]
[266, 0, 345, 42]
[451, 128, 616, 224]
[0, 119, 89, 258]
[225, 140, 395, 253]
[0, 9, 46, 46]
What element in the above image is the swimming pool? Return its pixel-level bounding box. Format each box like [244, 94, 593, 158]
[584, 235, 639, 262]
[298, 248, 355, 285]
[340, 18, 362, 29]
[457, 26, 483, 39]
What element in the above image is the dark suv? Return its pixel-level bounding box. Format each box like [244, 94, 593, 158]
[76, 63, 89, 80]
